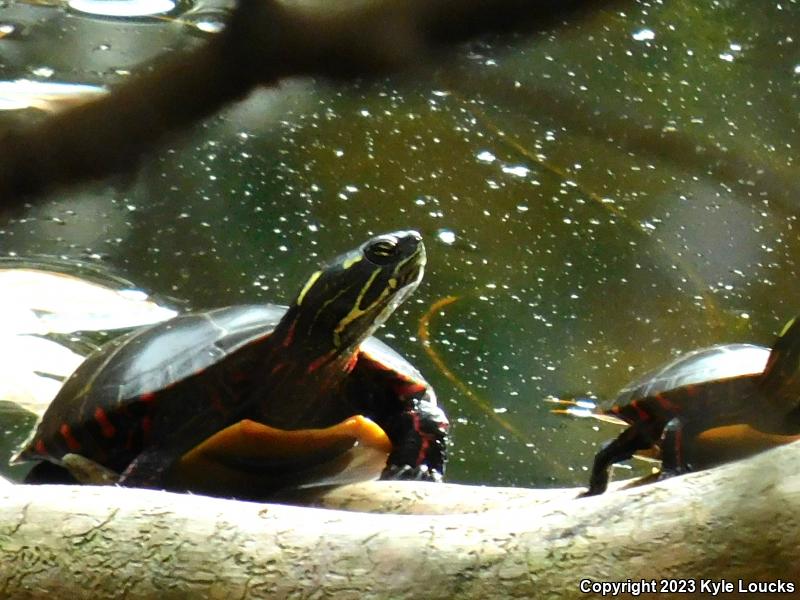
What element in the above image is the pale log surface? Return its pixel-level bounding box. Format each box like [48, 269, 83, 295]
[1, 442, 798, 599]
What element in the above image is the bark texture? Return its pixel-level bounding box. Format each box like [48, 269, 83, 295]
[1, 441, 798, 599]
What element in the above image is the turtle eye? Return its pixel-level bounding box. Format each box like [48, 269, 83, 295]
[365, 238, 398, 265]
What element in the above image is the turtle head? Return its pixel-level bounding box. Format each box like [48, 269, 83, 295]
[280, 230, 425, 356]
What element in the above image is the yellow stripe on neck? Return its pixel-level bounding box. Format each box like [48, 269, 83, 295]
[296, 270, 322, 306]
[333, 267, 386, 348]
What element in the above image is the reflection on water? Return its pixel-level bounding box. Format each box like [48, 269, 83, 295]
[67, 0, 176, 17]
[0, 258, 176, 480]
[0, 79, 106, 111]
[0, 0, 798, 489]
[179, 0, 233, 34]
[0, 261, 176, 335]
[183, 12, 225, 34]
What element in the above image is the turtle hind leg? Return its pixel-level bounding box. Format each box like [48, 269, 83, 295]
[62, 453, 120, 485]
[24, 455, 119, 485]
[658, 417, 689, 479]
[583, 422, 661, 497]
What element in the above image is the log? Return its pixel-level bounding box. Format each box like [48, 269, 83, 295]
[1, 441, 798, 599]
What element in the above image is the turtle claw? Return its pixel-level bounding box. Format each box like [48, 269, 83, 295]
[381, 463, 442, 482]
[579, 486, 603, 498]
[655, 464, 687, 482]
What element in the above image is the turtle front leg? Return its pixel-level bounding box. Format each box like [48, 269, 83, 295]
[584, 422, 660, 496]
[380, 395, 449, 482]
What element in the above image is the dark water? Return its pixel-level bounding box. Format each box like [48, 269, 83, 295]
[0, 0, 798, 489]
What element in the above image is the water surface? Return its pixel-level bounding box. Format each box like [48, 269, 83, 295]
[0, 0, 798, 489]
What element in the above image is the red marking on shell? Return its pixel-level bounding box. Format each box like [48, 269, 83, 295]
[141, 415, 153, 437]
[631, 400, 650, 421]
[94, 407, 116, 439]
[140, 392, 157, 403]
[306, 354, 329, 374]
[270, 362, 285, 376]
[282, 320, 297, 348]
[345, 353, 359, 374]
[59, 424, 82, 452]
[35, 438, 47, 456]
[654, 394, 675, 412]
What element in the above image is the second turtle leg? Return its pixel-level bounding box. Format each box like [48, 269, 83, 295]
[658, 417, 689, 479]
[585, 422, 662, 496]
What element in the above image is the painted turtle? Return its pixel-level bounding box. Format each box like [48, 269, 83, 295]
[13, 231, 449, 492]
[583, 317, 800, 496]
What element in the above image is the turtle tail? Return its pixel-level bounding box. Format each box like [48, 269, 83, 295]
[758, 316, 800, 416]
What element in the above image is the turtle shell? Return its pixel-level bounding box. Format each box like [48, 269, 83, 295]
[614, 343, 769, 407]
[607, 343, 774, 433]
[14, 304, 432, 476]
[58, 304, 288, 406]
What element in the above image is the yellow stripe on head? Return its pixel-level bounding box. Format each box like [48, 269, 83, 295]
[342, 255, 363, 270]
[333, 267, 385, 348]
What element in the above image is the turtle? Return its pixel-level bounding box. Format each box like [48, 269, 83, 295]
[581, 317, 800, 496]
[12, 230, 449, 494]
